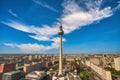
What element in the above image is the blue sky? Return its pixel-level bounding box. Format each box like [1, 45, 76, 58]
[0, 0, 120, 54]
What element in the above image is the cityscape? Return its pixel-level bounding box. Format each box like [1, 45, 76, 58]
[0, 0, 120, 80]
[0, 54, 120, 80]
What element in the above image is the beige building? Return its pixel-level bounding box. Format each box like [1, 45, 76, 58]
[24, 62, 45, 74]
[90, 58, 100, 65]
[114, 57, 120, 71]
[28, 55, 32, 61]
[90, 63, 112, 80]
[85, 60, 91, 67]
[66, 57, 75, 62]
[24, 64, 34, 73]
[25, 71, 46, 80]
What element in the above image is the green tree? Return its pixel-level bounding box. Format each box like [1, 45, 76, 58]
[52, 64, 59, 71]
[63, 58, 66, 64]
[105, 67, 120, 75]
[80, 71, 87, 80]
[70, 61, 77, 70]
[46, 66, 51, 71]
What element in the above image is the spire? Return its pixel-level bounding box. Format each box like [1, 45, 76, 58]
[58, 11, 64, 35]
[60, 11, 62, 27]
[58, 10, 64, 76]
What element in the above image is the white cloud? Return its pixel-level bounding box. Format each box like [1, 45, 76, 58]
[32, 0, 58, 12]
[4, 43, 48, 52]
[2, 0, 120, 52]
[2, 20, 32, 33]
[114, 1, 120, 11]
[2, 20, 58, 41]
[8, 9, 19, 18]
[118, 1, 120, 4]
[29, 35, 51, 41]
[61, 0, 113, 34]
[4, 37, 66, 52]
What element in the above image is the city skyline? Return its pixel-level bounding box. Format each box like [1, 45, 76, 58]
[0, 0, 120, 53]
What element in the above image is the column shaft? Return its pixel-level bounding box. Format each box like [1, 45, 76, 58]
[58, 35, 63, 75]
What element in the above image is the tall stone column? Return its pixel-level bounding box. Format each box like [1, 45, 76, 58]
[58, 23, 64, 76]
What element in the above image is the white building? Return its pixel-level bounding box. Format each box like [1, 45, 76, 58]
[90, 58, 100, 65]
[90, 63, 112, 80]
[52, 76, 66, 80]
[85, 60, 91, 67]
[28, 55, 32, 61]
[114, 57, 120, 71]
[25, 71, 46, 80]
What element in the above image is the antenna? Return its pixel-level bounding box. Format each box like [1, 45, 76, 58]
[58, 10, 64, 35]
[60, 10, 62, 26]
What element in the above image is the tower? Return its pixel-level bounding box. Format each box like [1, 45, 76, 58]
[58, 19, 64, 76]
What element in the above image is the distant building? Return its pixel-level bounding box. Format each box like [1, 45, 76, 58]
[90, 58, 100, 65]
[85, 60, 91, 67]
[23, 62, 45, 74]
[0, 56, 4, 64]
[38, 55, 41, 59]
[114, 57, 120, 71]
[45, 61, 52, 67]
[28, 55, 32, 61]
[66, 57, 75, 62]
[45, 57, 52, 67]
[23, 64, 34, 73]
[52, 56, 59, 64]
[2, 70, 24, 80]
[34, 55, 38, 59]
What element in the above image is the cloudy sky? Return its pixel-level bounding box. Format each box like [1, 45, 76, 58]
[0, 0, 120, 53]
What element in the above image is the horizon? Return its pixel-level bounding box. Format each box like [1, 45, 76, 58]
[0, 0, 120, 53]
[0, 52, 120, 54]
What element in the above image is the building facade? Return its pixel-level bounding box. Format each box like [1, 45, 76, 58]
[114, 57, 120, 71]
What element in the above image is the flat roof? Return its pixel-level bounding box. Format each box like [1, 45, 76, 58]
[3, 70, 21, 75]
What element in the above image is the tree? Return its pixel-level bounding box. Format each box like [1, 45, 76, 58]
[52, 64, 59, 71]
[105, 67, 120, 75]
[80, 71, 87, 80]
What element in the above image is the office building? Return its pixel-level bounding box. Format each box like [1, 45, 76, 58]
[114, 57, 120, 71]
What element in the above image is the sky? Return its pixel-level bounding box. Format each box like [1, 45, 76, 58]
[0, 0, 120, 54]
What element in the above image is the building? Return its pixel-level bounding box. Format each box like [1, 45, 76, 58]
[23, 62, 46, 74]
[114, 57, 120, 71]
[28, 55, 32, 61]
[25, 71, 46, 80]
[90, 63, 112, 80]
[66, 57, 75, 62]
[23, 63, 34, 73]
[2, 70, 24, 80]
[52, 17, 67, 80]
[0, 63, 16, 80]
[90, 58, 100, 66]
[0, 63, 16, 73]
[58, 18, 64, 76]
[85, 60, 91, 67]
